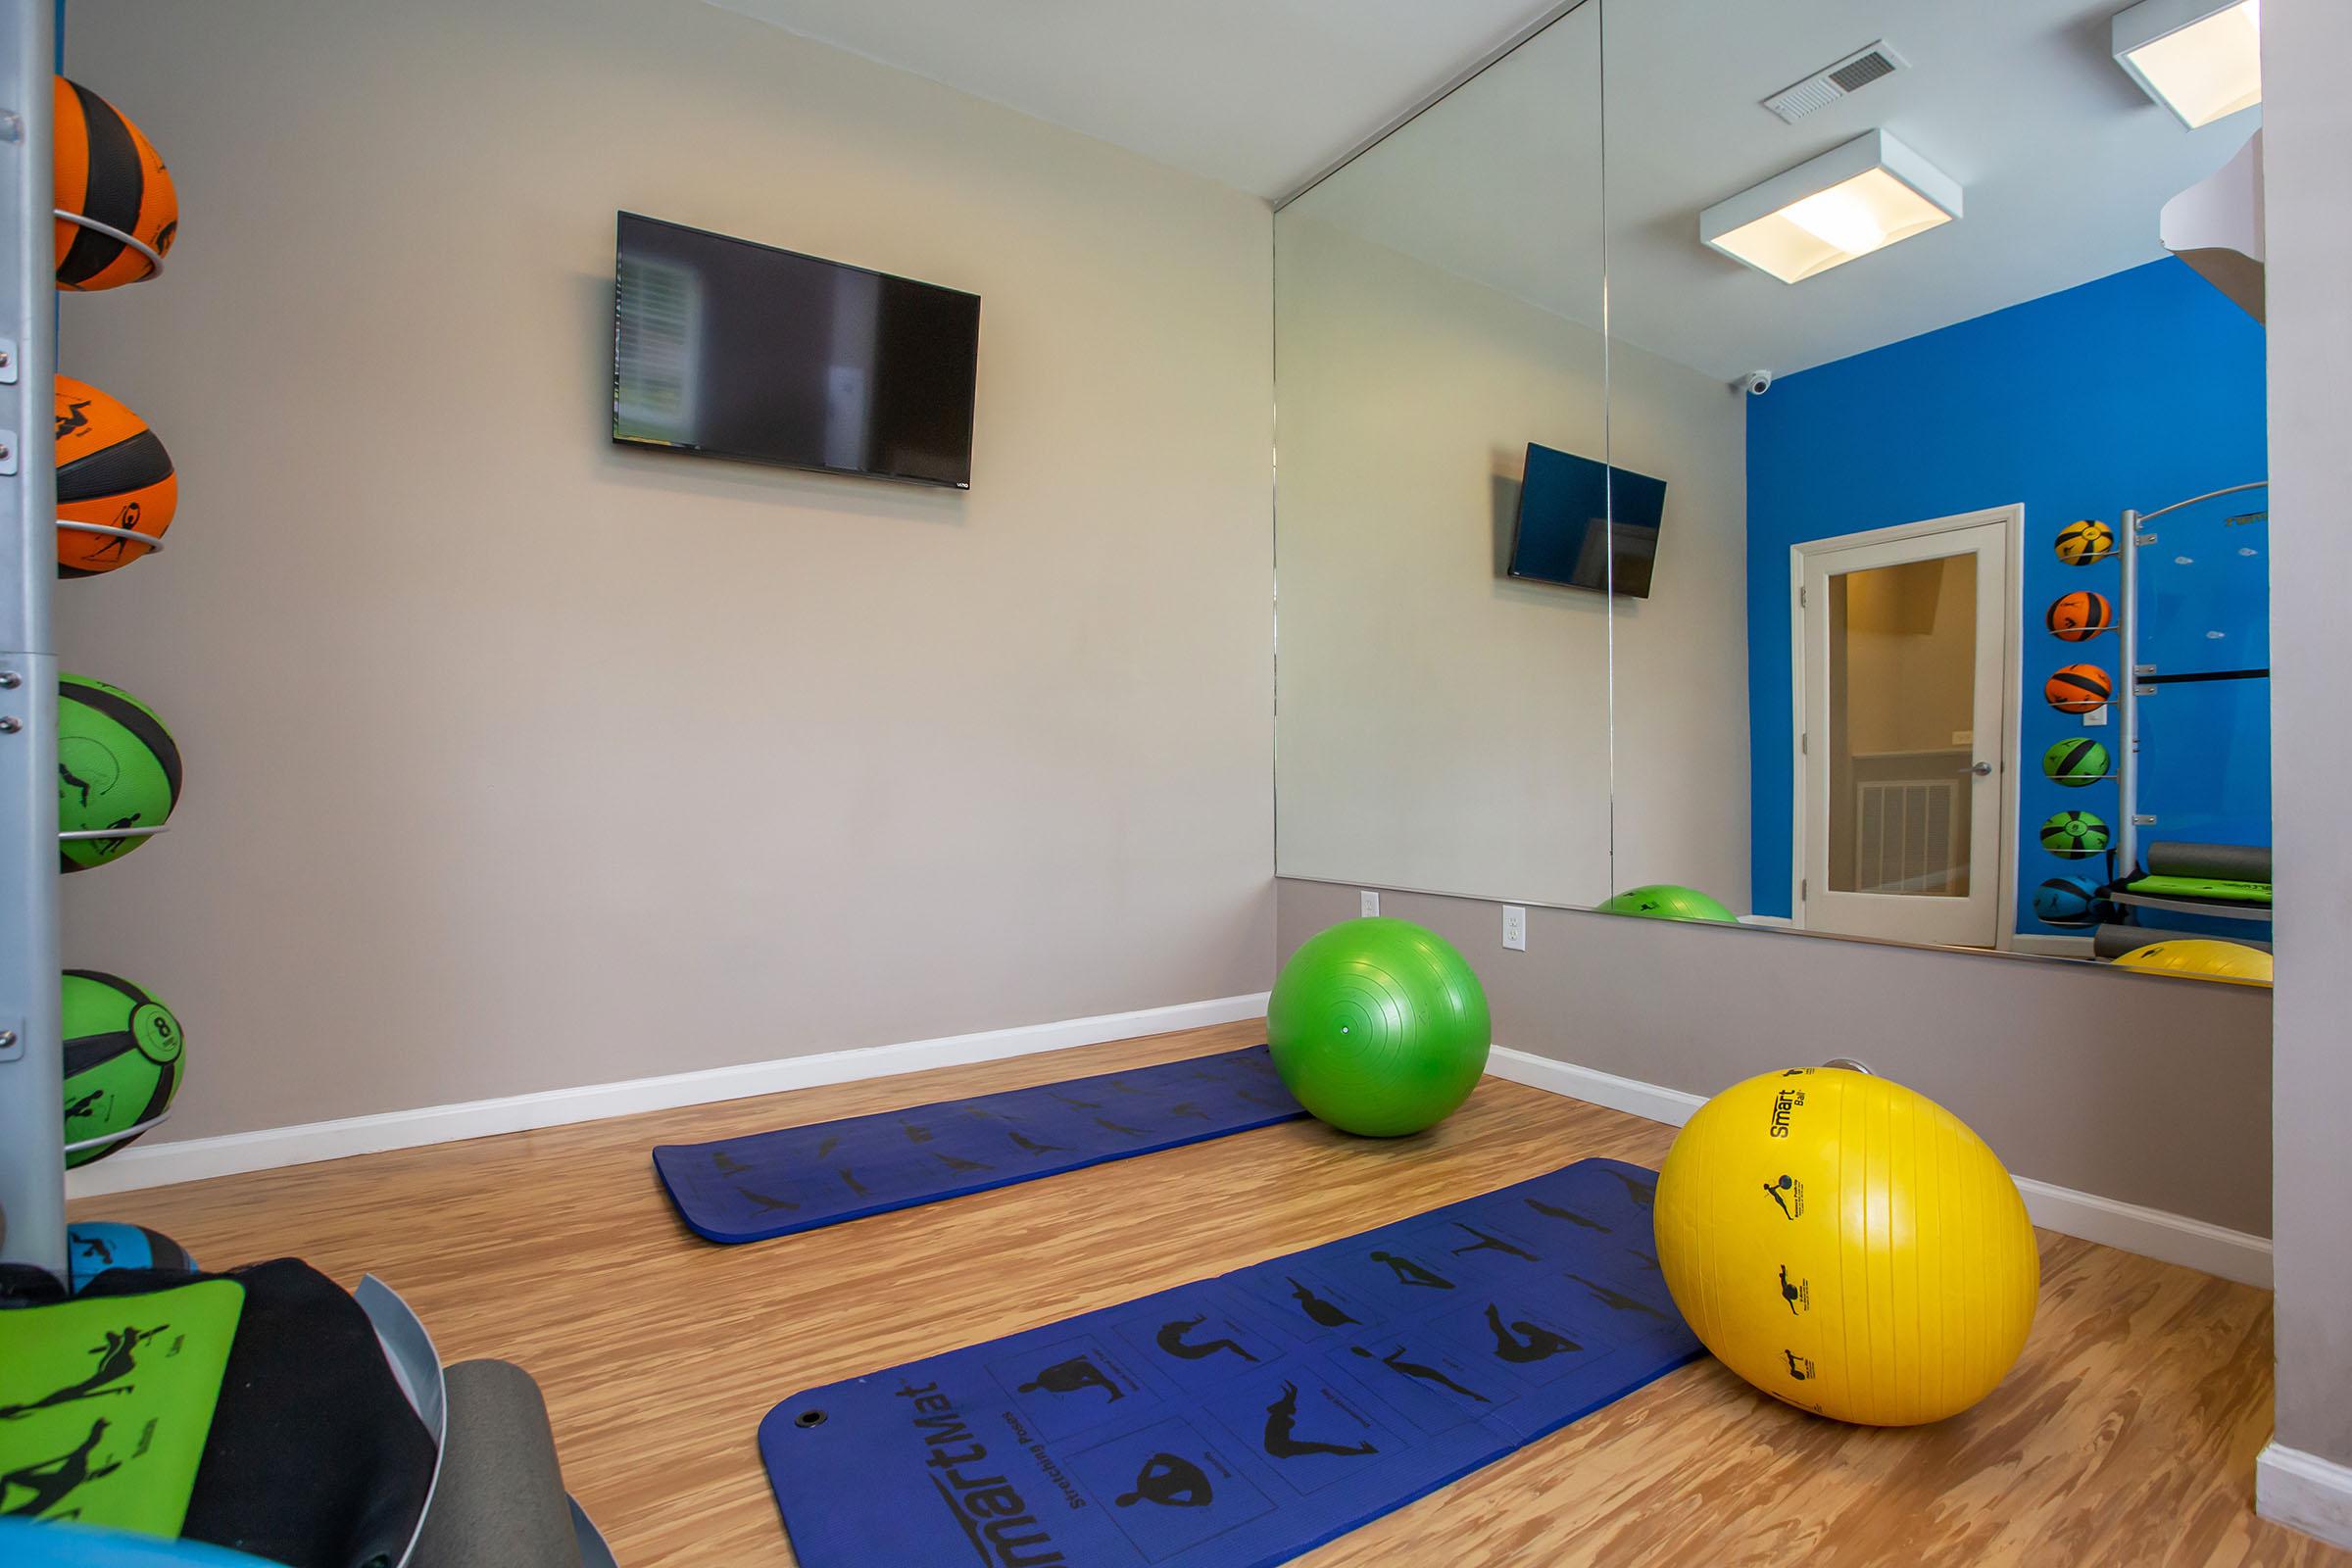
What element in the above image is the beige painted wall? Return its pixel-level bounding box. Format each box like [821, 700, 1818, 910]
[1271, 215, 1749, 910]
[1279, 877, 2272, 1237]
[2264, 0, 2352, 1481]
[55, 0, 1276, 1141]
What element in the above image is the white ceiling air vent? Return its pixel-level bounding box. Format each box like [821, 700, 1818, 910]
[1763, 41, 1909, 125]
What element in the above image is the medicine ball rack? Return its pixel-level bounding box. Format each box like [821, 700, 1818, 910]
[2107, 479, 2273, 926]
[0, 0, 69, 1280]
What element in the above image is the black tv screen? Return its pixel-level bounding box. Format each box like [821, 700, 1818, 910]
[612, 213, 981, 488]
[1506, 442, 1667, 598]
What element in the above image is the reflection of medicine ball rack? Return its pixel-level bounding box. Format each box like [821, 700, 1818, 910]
[2106, 480, 2273, 931]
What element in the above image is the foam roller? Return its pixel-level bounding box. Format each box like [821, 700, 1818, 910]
[2145, 841, 2272, 883]
[2093, 922, 2271, 959]
[411, 1360, 585, 1568]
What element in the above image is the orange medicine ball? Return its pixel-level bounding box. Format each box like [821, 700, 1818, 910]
[2044, 663, 2112, 713]
[53, 74, 178, 291]
[2045, 590, 2113, 643]
[55, 376, 175, 576]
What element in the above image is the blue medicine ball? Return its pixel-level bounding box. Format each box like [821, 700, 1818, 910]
[2033, 875, 2101, 928]
[67, 1220, 197, 1294]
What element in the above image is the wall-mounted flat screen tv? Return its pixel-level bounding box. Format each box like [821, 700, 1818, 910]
[612, 213, 981, 488]
[1506, 442, 1668, 598]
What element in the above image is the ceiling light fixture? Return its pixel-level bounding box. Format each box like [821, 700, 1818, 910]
[1699, 130, 1962, 285]
[2112, 0, 2262, 129]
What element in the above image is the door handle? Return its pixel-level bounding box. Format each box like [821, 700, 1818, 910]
[1957, 761, 1993, 776]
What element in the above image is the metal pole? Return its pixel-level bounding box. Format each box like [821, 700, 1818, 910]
[2118, 508, 2141, 881]
[0, 0, 63, 1281]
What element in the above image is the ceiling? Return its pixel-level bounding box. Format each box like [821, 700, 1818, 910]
[702, 0, 1565, 200]
[709, 0, 2259, 380]
[1289, 0, 2260, 379]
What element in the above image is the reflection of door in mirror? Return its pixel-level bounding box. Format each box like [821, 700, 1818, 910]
[1797, 512, 2014, 948]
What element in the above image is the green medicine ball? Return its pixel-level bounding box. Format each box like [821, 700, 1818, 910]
[1267, 917, 1489, 1138]
[63, 968, 184, 1168]
[2042, 737, 2110, 787]
[2038, 810, 2111, 859]
[1598, 883, 1738, 922]
[59, 672, 182, 872]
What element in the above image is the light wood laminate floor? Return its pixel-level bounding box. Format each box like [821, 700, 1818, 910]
[74, 1021, 2341, 1567]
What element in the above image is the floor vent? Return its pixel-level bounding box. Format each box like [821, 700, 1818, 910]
[1764, 42, 1908, 124]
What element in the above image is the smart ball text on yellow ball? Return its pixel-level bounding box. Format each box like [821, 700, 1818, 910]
[1653, 1066, 2038, 1426]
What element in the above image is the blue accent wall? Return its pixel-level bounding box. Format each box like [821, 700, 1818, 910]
[1745, 258, 2269, 934]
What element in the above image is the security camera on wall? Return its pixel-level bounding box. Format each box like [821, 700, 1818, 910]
[1736, 369, 1775, 397]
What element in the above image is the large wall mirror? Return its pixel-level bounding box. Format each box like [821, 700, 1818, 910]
[1275, 0, 2272, 972]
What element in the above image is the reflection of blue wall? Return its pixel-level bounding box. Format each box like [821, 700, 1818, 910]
[1745, 258, 2269, 934]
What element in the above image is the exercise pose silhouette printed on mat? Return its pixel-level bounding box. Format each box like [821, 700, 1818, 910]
[1368, 1250, 1453, 1290]
[1093, 1114, 1149, 1138]
[1052, 1092, 1102, 1111]
[814, 1135, 840, 1158]
[0, 1417, 121, 1519]
[732, 1186, 800, 1215]
[1286, 1277, 1359, 1329]
[0, 1325, 165, 1420]
[1006, 1130, 1067, 1156]
[1605, 1170, 1657, 1208]
[1449, 1224, 1538, 1261]
[1567, 1273, 1671, 1321]
[1118, 1452, 1213, 1509]
[1260, 1382, 1377, 1459]
[900, 1120, 932, 1145]
[1484, 1304, 1581, 1364]
[1016, 1356, 1123, 1402]
[1166, 1102, 1211, 1122]
[1351, 1345, 1490, 1403]
[932, 1152, 992, 1174]
[710, 1150, 752, 1177]
[837, 1168, 868, 1198]
[1524, 1198, 1611, 1233]
[1155, 1316, 1257, 1364]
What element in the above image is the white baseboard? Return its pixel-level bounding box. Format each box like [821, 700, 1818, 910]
[2258, 1443, 2352, 1549]
[1487, 1047, 1703, 1126]
[66, 992, 1272, 1199]
[1484, 1046, 2273, 1289]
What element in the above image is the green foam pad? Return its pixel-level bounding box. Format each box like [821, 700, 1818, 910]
[2125, 874, 2274, 905]
[0, 1278, 244, 1537]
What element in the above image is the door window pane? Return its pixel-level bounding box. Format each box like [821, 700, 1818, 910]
[1827, 555, 1978, 896]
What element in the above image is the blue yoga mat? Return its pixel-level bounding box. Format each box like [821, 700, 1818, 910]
[654, 1047, 1304, 1244]
[760, 1157, 1697, 1568]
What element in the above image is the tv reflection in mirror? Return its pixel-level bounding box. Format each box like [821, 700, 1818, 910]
[1505, 443, 1667, 599]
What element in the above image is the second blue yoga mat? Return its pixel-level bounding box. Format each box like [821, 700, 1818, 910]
[653, 1046, 1304, 1243]
[759, 1157, 1697, 1568]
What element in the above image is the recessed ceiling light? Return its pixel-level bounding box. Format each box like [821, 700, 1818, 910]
[2113, 0, 2262, 129]
[1699, 130, 1962, 285]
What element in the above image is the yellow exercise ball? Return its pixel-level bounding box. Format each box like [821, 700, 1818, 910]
[1653, 1066, 2038, 1426]
[2113, 939, 2272, 986]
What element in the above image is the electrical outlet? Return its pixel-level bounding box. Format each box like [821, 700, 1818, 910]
[1501, 906, 1528, 952]
[1359, 890, 1380, 918]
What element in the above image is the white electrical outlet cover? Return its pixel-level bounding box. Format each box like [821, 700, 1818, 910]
[1360, 890, 1380, 918]
[1502, 906, 1528, 952]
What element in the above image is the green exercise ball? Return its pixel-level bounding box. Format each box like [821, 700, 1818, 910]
[1267, 917, 1490, 1137]
[1598, 883, 1737, 922]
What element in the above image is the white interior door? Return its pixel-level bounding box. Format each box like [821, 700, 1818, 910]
[1797, 514, 2012, 948]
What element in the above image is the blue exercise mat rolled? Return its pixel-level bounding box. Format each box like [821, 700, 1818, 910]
[654, 1047, 1304, 1244]
[760, 1157, 1696, 1568]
